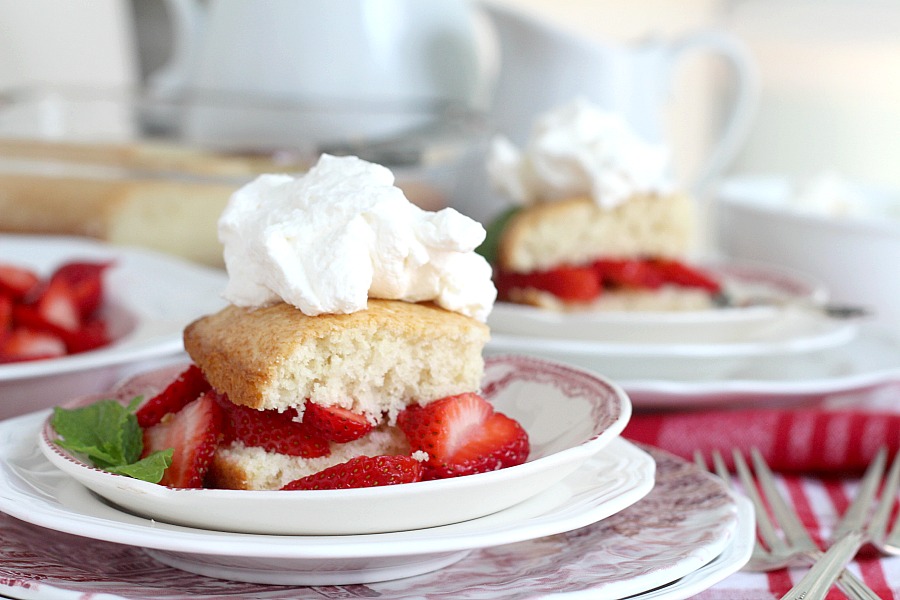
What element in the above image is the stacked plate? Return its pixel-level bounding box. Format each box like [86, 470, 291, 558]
[485, 259, 900, 408]
[0, 353, 753, 598]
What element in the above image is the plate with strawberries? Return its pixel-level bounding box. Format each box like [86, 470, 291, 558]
[36, 355, 634, 537]
[488, 259, 858, 352]
[0, 234, 228, 420]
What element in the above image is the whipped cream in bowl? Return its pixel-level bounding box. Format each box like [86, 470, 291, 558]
[219, 154, 497, 321]
[487, 98, 673, 209]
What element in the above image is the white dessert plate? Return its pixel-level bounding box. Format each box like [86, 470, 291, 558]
[488, 259, 858, 351]
[37, 354, 631, 535]
[487, 324, 900, 408]
[0, 234, 228, 420]
[0, 428, 751, 597]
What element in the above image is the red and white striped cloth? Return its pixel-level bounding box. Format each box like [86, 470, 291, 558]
[625, 382, 900, 599]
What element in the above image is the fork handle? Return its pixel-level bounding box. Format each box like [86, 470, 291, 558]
[780, 530, 865, 600]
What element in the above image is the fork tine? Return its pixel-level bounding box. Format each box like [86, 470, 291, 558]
[710, 450, 731, 483]
[832, 447, 887, 542]
[732, 449, 790, 555]
[749, 448, 818, 553]
[869, 449, 900, 547]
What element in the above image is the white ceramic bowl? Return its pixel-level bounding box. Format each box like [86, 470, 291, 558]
[39, 354, 632, 536]
[716, 176, 900, 333]
[0, 235, 228, 420]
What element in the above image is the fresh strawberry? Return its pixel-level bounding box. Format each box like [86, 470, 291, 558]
[496, 265, 600, 303]
[136, 364, 212, 428]
[141, 390, 224, 488]
[48, 261, 112, 319]
[593, 259, 664, 290]
[397, 393, 530, 480]
[217, 398, 331, 458]
[281, 455, 424, 490]
[302, 402, 374, 443]
[0, 294, 12, 332]
[0, 327, 67, 363]
[651, 259, 721, 293]
[0, 264, 39, 301]
[60, 317, 111, 354]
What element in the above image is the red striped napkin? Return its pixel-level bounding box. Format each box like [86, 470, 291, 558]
[624, 406, 900, 475]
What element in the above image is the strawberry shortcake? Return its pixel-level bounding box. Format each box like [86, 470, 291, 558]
[127, 154, 528, 491]
[484, 98, 721, 311]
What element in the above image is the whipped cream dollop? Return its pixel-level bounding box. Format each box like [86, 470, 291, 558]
[219, 154, 496, 321]
[487, 98, 673, 209]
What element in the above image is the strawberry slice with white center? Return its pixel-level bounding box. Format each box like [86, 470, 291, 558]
[397, 392, 530, 480]
[141, 390, 225, 488]
[0, 328, 67, 363]
[281, 455, 424, 490]
[217, 398, 331, 458]
[0, 264, 39, 301]
[136, 364, 212, 428]
[302, 402, 374, 443]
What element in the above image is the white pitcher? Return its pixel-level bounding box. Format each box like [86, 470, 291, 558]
[481, 3, 758, 193]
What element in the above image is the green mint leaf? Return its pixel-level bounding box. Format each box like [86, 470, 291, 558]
[108, 449, 173, 483]
[476, 206, 521, 266]
[51, 398, 145, 470]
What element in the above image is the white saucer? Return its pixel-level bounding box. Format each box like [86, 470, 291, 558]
[488, 324, 900, 408]
[0, 234, 228, 419]
[0, 443, 751, 598]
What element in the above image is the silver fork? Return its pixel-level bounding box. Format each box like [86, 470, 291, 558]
[779, 447, 894, 600]
[696, 448, 880, 600]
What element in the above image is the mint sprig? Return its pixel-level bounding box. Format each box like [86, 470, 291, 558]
[476, 206, 521, 265]
[51, 398, 173, 483]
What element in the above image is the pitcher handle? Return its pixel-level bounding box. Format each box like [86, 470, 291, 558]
[146, 0, 205, 101]
[668, 30, 760, 192]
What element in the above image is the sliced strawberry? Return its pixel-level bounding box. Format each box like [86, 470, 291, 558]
[0, 264, 39, 301]
[141, 390, 224, 488]
[650, 259, 721, 293]
[136, 364, 212, 428]
[30, 275, 81, 332]
[217, 398, 331, 458]
[0, 327, 67, 363]
[496, 265, 600, 303]
[49, 261, 112, 319]
[0, 294, 12, 332]
[302, 402, 374, 443]
[60, 317, 111, 354]
[593, 259, 665, 290]
[280, 455, 424, 490]
[397, 393, 530, 480]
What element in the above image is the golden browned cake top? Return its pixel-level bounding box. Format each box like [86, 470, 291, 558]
[183, 299, 489, 413]
[497, 193, 696, 273]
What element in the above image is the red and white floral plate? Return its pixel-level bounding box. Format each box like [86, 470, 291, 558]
[0, 439, 752, 599]
[38, 355, 632, 535]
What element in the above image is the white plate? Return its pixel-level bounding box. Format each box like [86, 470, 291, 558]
[488, 324, 900, 408]
[39, 354, 631, 535]
[488, 260, 857, 350]
[0, 234, 228, 419]
[5, 406, 654, 585]
[0, 425, 751, 598]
